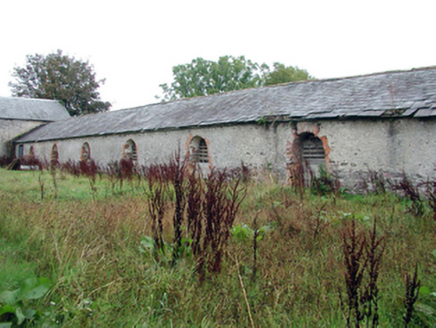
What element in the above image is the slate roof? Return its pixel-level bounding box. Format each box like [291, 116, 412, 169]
[0, 97, 70, 121]
[16, 66, 436, 143]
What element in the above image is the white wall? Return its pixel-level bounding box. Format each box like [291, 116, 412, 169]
[0, 119, 43, 157]
[17, 118, 436, 191]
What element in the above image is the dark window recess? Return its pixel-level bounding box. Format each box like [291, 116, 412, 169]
[81, 143, 90, 160]
[302, 136, 325, 164]
[197, 139, 208, 163]
[125, 140, 137, 161]
[51, 144, 59, 161]
[18, 145, 24, 157]
[130, 143, 138, 161]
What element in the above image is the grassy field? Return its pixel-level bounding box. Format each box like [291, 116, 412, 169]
[0, 167, 435, 327]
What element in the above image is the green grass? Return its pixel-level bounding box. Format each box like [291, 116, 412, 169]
[0, 168, 435, 327]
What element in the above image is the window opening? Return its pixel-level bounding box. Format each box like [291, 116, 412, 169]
[51, 144, 59, 161]
[301, 134, 325, 165]
[29, 146, 35, 157]
[124, 139, 137, 162]
[295, 133, 326, 186]
[18, 145, 24, 158]
[189, 136, 209, 164]
[197, 139, 208, 163]
[81, 142, 91, 161]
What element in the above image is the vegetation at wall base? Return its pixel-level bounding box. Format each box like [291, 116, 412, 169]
[0, 164, 435, 327]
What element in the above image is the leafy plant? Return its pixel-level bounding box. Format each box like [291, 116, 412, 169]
[392, 173, 425, 217]
[311, 165, 341, 196]
[0, 277, 52, 327]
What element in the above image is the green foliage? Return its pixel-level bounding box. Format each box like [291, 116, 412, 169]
[0, 168, 435, 326]
[0, 277, 51, 326]
[264, 62, 313, 86]
[311, 164, 341, 196]
[158, 56, 267, 101]
[9, 50, 111, 116]
[158, 56, 312, 101]
[413, 250, 436, 326]
[232, 223, 273, 243]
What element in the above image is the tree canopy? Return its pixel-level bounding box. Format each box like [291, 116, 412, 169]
[265, 62, 312, 86]
[158, 56, 312, 101]
[9, 50, 111, 116]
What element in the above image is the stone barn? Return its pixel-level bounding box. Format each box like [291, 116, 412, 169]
[0, 97, 70, 159]
[11, 67, 436, 191]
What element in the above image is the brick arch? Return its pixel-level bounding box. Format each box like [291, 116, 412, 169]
[286, 124, 331, 186]
[123, 139, 138, 162]
[186, 134, 211, 164]
[81, 142, 91, 161]
[51, 143, 59, 161]
[50, 143, 59, 169]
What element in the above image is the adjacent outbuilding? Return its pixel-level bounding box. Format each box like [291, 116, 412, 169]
[0, 97, 70, 159]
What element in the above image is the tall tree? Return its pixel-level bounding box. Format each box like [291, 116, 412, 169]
[264, 63, 313, 86]
[9, 50, 111, 116]
[158, 56, 269, 101]
[158, 56, 312, 101]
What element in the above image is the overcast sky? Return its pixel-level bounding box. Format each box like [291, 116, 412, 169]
[1, 0, 435, 110]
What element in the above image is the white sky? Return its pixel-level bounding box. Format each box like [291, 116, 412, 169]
[1, 0, 435, 110]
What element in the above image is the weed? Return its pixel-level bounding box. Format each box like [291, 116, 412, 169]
[424, 178, 436, 221]
[38, 172, 45, 200]
[202, 168, 245, 274]
[361, 217, 385, 327]
[310, 203, 329, 240]
[0, 166, 435, 326]
[367, 168, 388, 195]
[342, 219, 367, 327]
[168, 148, 187, 262]
[393, 173, 425, 216]
[50, 168, 58, 199]
[0, 156, 14, 168]
[311, 165, 341, 196]
[145, 164, 167, 254]
[403, 265, 420, 327]
[0, 277, 52, 326]
[186, 167, 203, 257]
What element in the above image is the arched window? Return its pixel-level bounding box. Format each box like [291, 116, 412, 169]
[189, 136, 209, 164]
[300, 133, 325, 166]
[51, 144, 59, 162]
[29, 146, 35, 157]
[123, 139, 138, 162]
[294, 132, 325, 184]
[81, 142, 91, 161]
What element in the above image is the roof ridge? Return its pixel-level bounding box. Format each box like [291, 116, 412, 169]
[123, 65, 436, 110]
[0, 96, 62, 103]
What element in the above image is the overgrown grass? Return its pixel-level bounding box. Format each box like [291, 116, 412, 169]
[0, 168, 435, 327]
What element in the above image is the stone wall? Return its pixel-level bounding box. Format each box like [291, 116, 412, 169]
[0, 119, 44, 158]
[15, 117, 436, 192]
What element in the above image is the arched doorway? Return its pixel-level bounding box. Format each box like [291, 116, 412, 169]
[292, 132, 326, 185]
